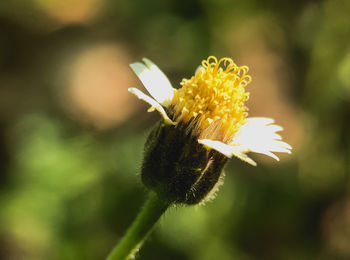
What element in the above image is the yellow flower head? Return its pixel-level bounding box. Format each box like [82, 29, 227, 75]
[171, 56, 251, 142]
[129, 56, 291, 166]
[129, 56, 292, 204]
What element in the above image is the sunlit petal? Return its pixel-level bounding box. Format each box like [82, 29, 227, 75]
[231, 117, 292, 161]
[130, 58, 175, 106]
[128, 88, 176, 125]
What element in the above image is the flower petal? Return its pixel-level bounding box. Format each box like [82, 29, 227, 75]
[198, 139, 257, 166]
[244, 117, 275, 126]
[129, 58, 175, 106]
[231, 117, 292, 161]
[128, 88, 176, 125]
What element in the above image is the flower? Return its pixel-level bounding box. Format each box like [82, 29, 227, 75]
[129, 56, 291, 167]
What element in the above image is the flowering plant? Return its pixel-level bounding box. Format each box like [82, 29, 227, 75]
[106, 56, 291, 260]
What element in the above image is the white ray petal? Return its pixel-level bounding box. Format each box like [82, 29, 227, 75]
[198, 139, 257, 166]
[269, 140, 292, 150]
[266, 125, 284, 132]
[265, 145, 291, 154]
[231, 117, 292, 161]
[245, 117, 275, 126]
[263, 151, 280, 161]
[129, 58, 175, 106]
[128, 88, 176, 125]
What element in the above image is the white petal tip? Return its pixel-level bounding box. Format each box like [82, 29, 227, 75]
[142, 57, 153, 66]
[285, 143, 293, 150]
[129, 63, 145, 74]
[250, 161, 258, 167]
[262, 151, 280, 161]
[129, 58, 175, 106]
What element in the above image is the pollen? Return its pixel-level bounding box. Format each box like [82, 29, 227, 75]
[172, 56, 251, 142]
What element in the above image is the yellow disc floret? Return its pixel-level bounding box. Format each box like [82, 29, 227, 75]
[172, 56, 251, 142]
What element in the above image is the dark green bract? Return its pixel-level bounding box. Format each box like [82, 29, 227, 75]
[141, 121, 228, 205]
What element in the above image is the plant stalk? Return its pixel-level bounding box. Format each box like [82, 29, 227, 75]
[106, 192, 170, 260]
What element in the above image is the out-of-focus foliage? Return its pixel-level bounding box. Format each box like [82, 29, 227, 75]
[0, 0, 349, 259]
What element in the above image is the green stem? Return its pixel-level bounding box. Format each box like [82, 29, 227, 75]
[106, 192, 171, 260]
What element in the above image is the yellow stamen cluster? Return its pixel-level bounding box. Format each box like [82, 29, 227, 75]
[172, 56, 251, 142]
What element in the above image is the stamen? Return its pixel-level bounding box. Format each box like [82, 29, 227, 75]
[172, 56, 251, 143]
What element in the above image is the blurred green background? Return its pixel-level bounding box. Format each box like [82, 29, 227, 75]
[0, 0, 349, 259]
